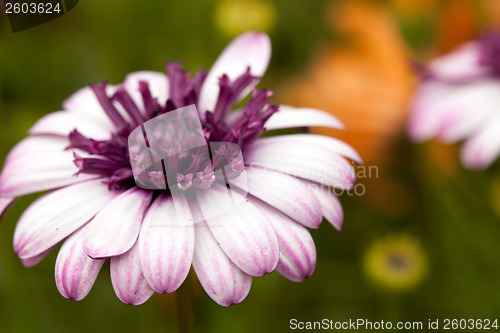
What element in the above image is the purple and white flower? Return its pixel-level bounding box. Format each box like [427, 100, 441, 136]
[0, 32, 360, 306]
[409, 31, 500, 170]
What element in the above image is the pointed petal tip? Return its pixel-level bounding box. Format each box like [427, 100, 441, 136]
[333, 220, 343, 232]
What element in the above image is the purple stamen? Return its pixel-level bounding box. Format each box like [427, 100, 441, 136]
[90, 82, 128, 129]
[112, 89, 145, 126]
[167, 62, 193, 108]
[73, 153, 121, 176]
[193, 69, 207, 98]
[73, 61, 279, 193]
[212, 75, 233, 123]
[139, 81, 164, 118]
[231, 67, 259, 101]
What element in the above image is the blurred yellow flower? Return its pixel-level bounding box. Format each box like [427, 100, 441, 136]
[215, 0, 275, 37]
[363, 234, 428, 292]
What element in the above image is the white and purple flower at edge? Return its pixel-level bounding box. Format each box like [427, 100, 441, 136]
[409, 31, 500, 170]
[0, 32, 361, 306]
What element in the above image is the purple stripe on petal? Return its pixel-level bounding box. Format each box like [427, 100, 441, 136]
[21, 246, 54, 267]
[83, 187, 152, 259]
[55, 225, 105, 301]
[138, 194, 195, 294]
[110, 241, 154, 305]
[192, 221, 252, 306]
[14, 179, 117, 259]
[253, 201, 316, 282]
[196, 184, 279, 276]
[304, 181, 344, 231]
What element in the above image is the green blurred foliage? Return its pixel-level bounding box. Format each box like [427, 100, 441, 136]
[1, 1, 500, 333]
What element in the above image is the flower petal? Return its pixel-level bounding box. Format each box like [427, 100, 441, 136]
[14, 179, 116, 259]
[231, 166, 323, 228]
[63, 85, 118, 125]
[0, 136, 95, 197]
[110, 241, 155, 305]
[265, 105, 344, 131]
[253, 201, 316, 282]
[123, 71, 169, 111]
[245, 137, 356, 189]
[192, 221, 252, 306]
[139, 194, 195, 294]
[310, 184, 344, 231]
[0, 197, 15, 220]
[196, 184, 279, 276]
[83, 187, 152, 259]
[198, 32, 271, 114]
[29, 111, 112, 140]
[408, 82, 454, 142]
[409, 79, 500, 143]
[461, 115, 500, 170]
[55, 225, 105, 301]
[429, 42, 489, 82]
[20, 247, 54, 267]
[305, 182, 344, 231]
[251, 134, 362, 163]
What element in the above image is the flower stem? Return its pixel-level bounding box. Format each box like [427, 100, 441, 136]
[175, 275, 193, 333]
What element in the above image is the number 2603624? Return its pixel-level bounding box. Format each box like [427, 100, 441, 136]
[5, 2, 61, 14]
[443, 319, 498, 330]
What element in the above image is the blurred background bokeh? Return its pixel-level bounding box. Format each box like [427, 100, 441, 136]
[2, 0, 500, 332]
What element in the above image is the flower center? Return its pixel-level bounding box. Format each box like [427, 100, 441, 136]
[69, 62, 279, 191]
[386, 253, 409, 272]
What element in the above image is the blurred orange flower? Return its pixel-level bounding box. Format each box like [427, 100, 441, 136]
[281, 1, 414, 167]
[279, 1, 415, 216]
